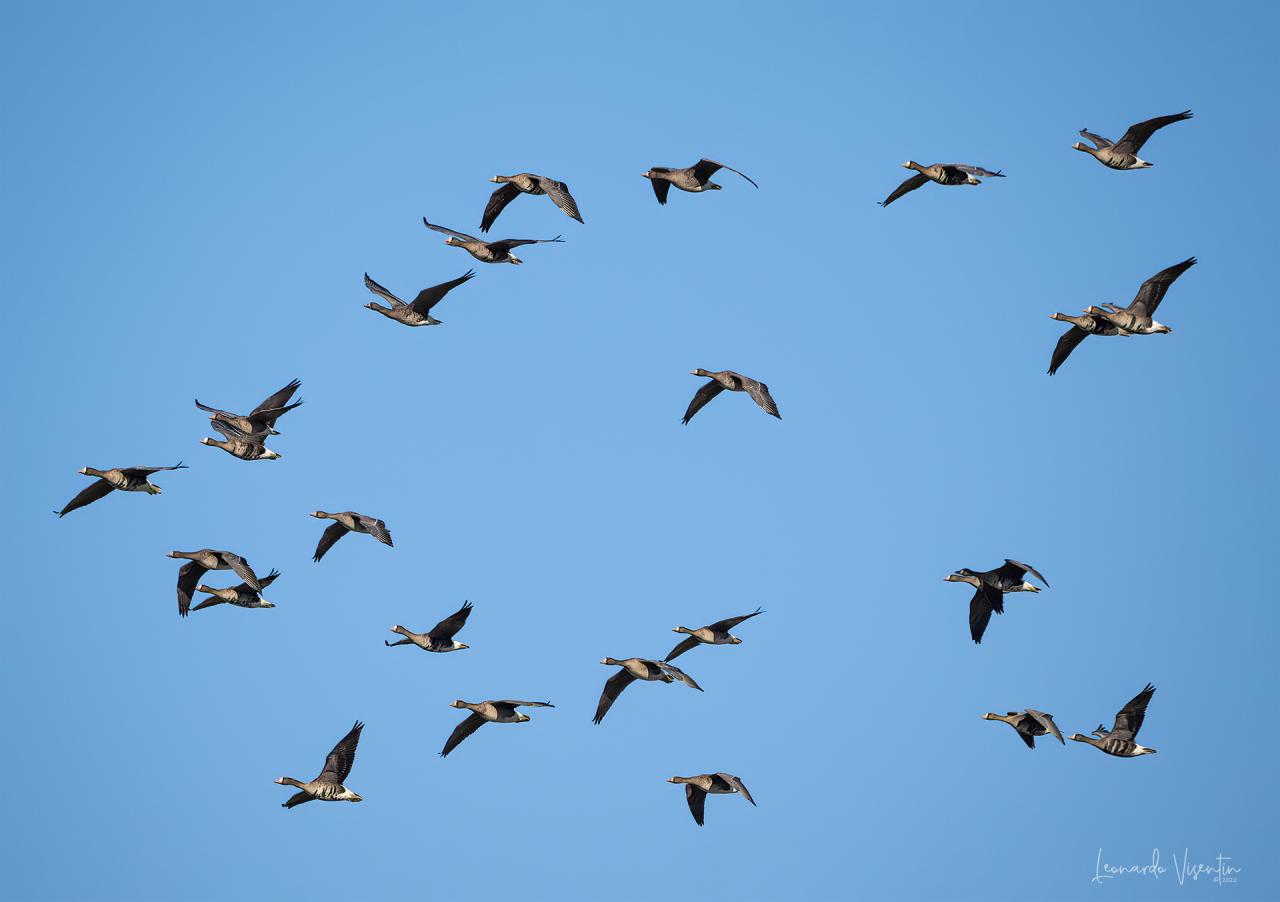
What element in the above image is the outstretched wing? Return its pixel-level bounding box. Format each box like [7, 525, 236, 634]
[313, 522, 348, 562]
[950, 164, 1005, 178]
[56, 479, 115, 517]
[745, 381, 781, 419]
[650, 178, 671, 205]
[685, 784, 708, 826]
[496, 700, 554, 708]
[423, 218, 480, 243]
[122, 462, 188, 476]
[317, 721, 363, 784]
[282, 790, 314, 809]
[252, 380, 302, 419]
[593, 670, 636, 724]
[1125, 257, 1196, 318]
[1114, 110, 1192, 155]
[1109, 684, 1155, 741]
[358, 516, 394, 546]
[969, 587, 1002, 644]
[718, 773, 756, 806]
[440, 713, 486, 757]
[1078, 128, 1113, 149]
[364, 273, 406, 308]
[176, 561, 207, 617]
[220, 551, 262, 591]
[210, 418, 269, 442]
[1025, 709, 1064, 745]
[486, 236, 564, 253]
[536, 177, 584, 223]
[878, 173, 929, 208]
[996, 559, 1049, 588]
[708, 607, 765, 632]
[1048, 326, 1089, 376]
[409, 271, 476, 315]
[663, 636, 701, 663]
[658, 661, 703, 691]
[681, 380, 725, 425]
[480, 182, 522, 233]
[429, 600, 473, 641]
[692, 159, 758, 188]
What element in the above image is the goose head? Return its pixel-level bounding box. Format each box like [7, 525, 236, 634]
[666, 776, 690, 784]
[444, 237, 465, 248]
[641, 170, 656, 180]
[274, 776, 303, 787]
[902, 160, 923, 171]
[79, 467, 103, 477]
[690, 368, 713, 377]
[490, 175, 509, 183]
[310, 511, 329, 519]
[1068, 733, 1096, 744]
[672, 626, 691, 635]
[600, 657, 621, 666]
[944, 570, 983, 588]
[449, 700, 472, 709]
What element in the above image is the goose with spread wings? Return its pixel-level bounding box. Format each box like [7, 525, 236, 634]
[1048, 257, 1196, 375]
[944, 559, 1049, 644]
[310, 510, 393, 562]
[982, 709, 1065, 749]
[668, 773, 755, 826]
[593, 658, 702, 724]
[440, 699, 554, 757]
[190, 568, 279, 612]
[55, 463, 187, 517]
[1073, 111, 1192, 169]
[201, 418, 282, 460]
[387, 600, 473, 652]
[481, 173, 583, 232]
[168, 548, 263, 617]
[195, 379, 303, 437]
[683, 370, 780, 424]
[665, 608, 764, 662]
[275, 721, 365, 808]
[642, 158, 758, 205]
[1070, 685, 1158, 756]
[423, 218, 562, 265]
[363, 271, 475, 326]
[878, 161, 1005, 208]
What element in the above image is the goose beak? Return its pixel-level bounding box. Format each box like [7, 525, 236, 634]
[489, 176, 501, 182]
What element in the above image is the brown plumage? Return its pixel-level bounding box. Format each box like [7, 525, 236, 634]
[683, 370, 780, 424]
[55, 463, 187, 517]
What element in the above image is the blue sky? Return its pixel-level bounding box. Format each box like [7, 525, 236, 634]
[4, 2, 1278, 899]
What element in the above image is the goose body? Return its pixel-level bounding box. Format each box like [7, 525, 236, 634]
[311, 510, 394, 562]
[668, 773, 756, 826]
[168, 549, 263, 617]
[878, 161, 1005, 207]
[666, 608, 764, 661]
[276, 721, 364, 808]
[423, 217, 563, 265]
[642, 159, 757, 204]
[387, 600, 472, 652]
[944, 559, 1049, 644]
[1070, 684, 1158, 757]
[200, 419, 282, 460]
[593, 657, 702, 724]
[55, 462, 187, 517]
[1073, 111, 1192, 169]
[683, 369, 780, 424]
[982, 709, 1065, 749]
[482, 173, 583, 232]
[191, 568, 279, 611]
[363, 271, 475, 326]
[440, 699, 554, 757]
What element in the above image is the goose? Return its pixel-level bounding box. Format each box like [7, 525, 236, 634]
[1070, 685, 1158, 757]
[982, 709, 1065, 749]
[481, 173, 583, 232]
[1048, 257, 1196, 375]
[1073, 111, 1192, 170]
[944, 559, 1049, 644]
[55, 462, 187, 517]
[168, 549, 263, 617]
[642, 159, 758, 205]
[275, 721, 364, 808]
[423, 218, 562, 265]
[190, 568, 279, 612]
[386, 600, 472, 652]
[665, 608, 764, 662]
[878, 162, 1004, 208]
[195, 379, 302, 437]
[200, 419, 282, 460]
[667, 773, 755, 826]
[440, 699, 554, 758]
[363, 271, 475, 327]
[310, 511, 393, 562]
[683, 370, 780, 424]
[593, 658, 702, 724]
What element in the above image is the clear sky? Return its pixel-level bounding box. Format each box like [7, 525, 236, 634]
[4, 2, 1278, 900]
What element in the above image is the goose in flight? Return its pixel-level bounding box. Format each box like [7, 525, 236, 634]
[190, 568, 279, 612]
[387, 600, 472, 652]
[642, 158, 757, 205]
[878, 162, 1005, 208]
[275, 721, 365, 808]
[593, 658, 702, 724]
[665, 608, 764, 662]
[363, 271, 475, 327]
[55, 463, 187, 517]
[1073, 111, 1192, 169]
[1070, 685, 1158, 757]
[310, 510, 393, 562]
[440, 700, 554, 758]
[168, 549, 263, 617]
[944, 559, 1049, 644]
[422, 218, 562, 265]
[683, 370, 780, 424]
[481, 173, 583, 232]
[982, 709, 1065, 749]
[195, 379, 303, 437]
[200, 419, 282, 460]
[668, 773, 755, 826]
[1048, 257, 1196, 375]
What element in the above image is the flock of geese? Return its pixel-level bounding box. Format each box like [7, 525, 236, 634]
[54, 114, 1191, 823]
